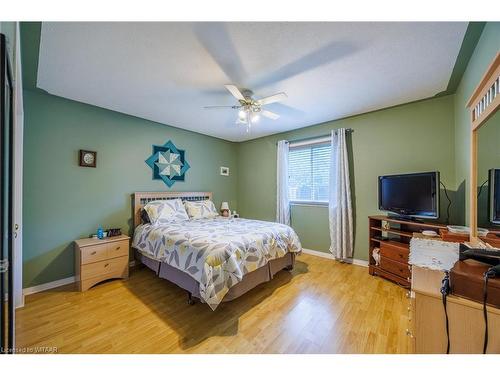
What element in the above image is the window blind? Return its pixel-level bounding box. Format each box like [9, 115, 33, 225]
[288, 142, 331, 202]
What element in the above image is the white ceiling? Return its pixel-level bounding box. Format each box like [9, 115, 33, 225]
[37, 22, 467, 142]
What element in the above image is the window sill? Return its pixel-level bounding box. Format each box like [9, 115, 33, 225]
[290, 201, 329, 208]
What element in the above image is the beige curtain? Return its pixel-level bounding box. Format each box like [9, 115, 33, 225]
[329, 128, 353, 260]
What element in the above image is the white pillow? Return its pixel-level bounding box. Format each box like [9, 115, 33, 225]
[143, 199, 189, 224]
[184, 200, 219, 219]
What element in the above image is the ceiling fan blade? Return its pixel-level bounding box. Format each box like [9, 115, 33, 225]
[224, 84, 246, 101]
[261, 110, 280, 120]
[203, 105, 239, 109]
[256, 92, 288, 106]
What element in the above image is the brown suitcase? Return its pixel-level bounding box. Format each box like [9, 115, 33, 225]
[450, 259, 500, 309]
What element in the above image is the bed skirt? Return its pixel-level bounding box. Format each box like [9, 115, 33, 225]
[134, 249, 296, 302]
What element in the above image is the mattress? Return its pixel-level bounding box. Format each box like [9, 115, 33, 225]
[132, 217, 302, 310]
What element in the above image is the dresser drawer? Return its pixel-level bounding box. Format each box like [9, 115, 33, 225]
[80, 255, 128, 281]
[80, 243, 109, 265]
[380, 256, 411, 279]
[380, 242, 409, 263]
[107, 239, 129, 259]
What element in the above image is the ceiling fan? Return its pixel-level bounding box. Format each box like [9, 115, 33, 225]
[204, 84, 287, 131]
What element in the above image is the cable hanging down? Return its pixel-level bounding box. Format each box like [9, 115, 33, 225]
[440, 181, 452, 225]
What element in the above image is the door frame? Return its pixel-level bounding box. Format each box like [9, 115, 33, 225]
[13, 22, 23, 309]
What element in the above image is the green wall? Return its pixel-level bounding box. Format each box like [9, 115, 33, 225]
[22, 24, 238, 288]
[237, 96, 456, 260]
[453, 22, 500, 225]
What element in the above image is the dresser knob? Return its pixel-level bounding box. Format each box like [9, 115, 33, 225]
[116, 246, 120, 250]
[91, 251, 96, 255]
[104, 263, 109, 267]
[405, 329, 414, 338]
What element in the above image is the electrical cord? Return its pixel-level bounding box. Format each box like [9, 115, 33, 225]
[482, 265, 500, 354]
[440, 182, 452, 225]
[440, 271, 451, 354]
[477, 179, 488, 199]
[483, 273, 490, 354]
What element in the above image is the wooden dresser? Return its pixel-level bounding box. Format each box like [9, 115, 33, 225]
[368, 215, 446, 288]
[408, 265, 500, 353]
[74, 235, 130, 291]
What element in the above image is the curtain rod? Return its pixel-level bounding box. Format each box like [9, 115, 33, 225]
[276, 128, 354, 145]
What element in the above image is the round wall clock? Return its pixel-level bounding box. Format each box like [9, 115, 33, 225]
[79, 150, 97, 168]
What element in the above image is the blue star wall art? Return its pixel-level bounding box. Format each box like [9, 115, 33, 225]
[145, 140, 190, 188]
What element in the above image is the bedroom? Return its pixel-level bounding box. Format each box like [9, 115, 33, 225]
[1, 0, 500, 369]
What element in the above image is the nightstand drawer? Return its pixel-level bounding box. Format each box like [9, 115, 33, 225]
[81, 243, 109, 265]
[81, 255, 128, 281]
[107, 239, 129, 259]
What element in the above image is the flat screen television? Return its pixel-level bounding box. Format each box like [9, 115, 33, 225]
[489, 169, 500, 225]
[378, 171, 440, 219]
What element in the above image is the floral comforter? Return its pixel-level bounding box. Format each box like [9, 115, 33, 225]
[132, 217, 302, 310]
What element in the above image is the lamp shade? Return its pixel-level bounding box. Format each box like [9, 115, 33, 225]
[220, 202, 229, 210]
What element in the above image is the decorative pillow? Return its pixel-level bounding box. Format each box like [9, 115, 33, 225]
[143, 199, 189, 225]
[184, 200, 219, 219]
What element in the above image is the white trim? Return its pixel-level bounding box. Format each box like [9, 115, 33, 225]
[290, 201, 328, 207]
[302, 248, 335, 260]
[289, 136, 331, 149]
[21, 262, 136, 299]
[22, 276, 76, 297]
[346, 258, 369, 268]
[13, 22, 24, 310]
[301, 248, 369, 267]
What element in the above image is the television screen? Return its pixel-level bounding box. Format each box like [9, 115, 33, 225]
[378, 172, 439, 219]
[489, 169, 500, 225]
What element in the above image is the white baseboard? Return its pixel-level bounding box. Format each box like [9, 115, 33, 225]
[301, 248, 369, 267]
[22, 261, 136, 297]
[23, 276, 76, 297]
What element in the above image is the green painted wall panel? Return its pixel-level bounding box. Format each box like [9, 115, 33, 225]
[290, 205, 330, 252]
[23, 91, 238, 287]
[238, 95, 456, 260]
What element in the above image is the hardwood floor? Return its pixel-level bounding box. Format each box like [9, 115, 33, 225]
[16, 253, 411, 353]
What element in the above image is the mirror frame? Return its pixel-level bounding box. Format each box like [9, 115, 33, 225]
[467, 52, 500, 244]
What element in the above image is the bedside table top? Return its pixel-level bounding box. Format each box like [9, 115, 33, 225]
[75, 234, 130, 248]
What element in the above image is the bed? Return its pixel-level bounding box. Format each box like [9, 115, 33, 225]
[131, 192, 302, 310]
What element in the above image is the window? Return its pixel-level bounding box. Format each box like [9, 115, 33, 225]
[288, 141, 331, 203]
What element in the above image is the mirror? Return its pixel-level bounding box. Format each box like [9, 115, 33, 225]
[468, 52, 499, 243]
[477, 110, 500, 232]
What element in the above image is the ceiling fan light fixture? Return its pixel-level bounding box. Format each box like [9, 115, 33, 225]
[205, 84, 287, 132]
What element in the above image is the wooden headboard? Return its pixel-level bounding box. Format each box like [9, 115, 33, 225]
[133, 191, 213, 228]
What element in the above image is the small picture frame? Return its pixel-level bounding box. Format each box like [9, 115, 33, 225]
[79, 150, 97, 168]
[220, 166, 230, 176]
